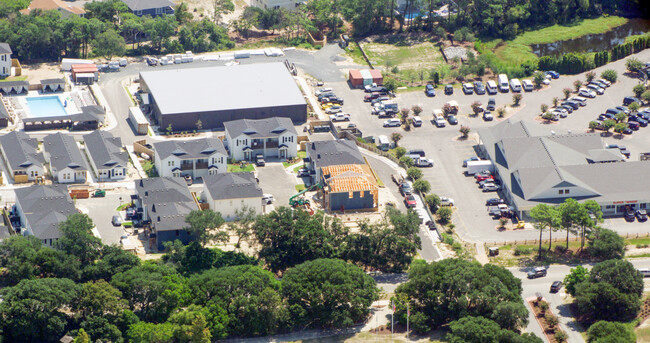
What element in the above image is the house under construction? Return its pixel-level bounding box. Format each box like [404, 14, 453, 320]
[321, 164, 378, 212]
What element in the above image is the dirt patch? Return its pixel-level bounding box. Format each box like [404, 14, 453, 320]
[18, 62, 64, 84]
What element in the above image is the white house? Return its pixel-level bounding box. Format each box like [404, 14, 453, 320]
[249, 0, 306, 10]
[0, 131, 45, 182]
[82, 130, 128, 181]
[202, 172, 263, 221]
[224, 117, 298, 162]
[153, 138, 227, 179]
[0, 43, 11, 78]
[43, 133, 88, 184]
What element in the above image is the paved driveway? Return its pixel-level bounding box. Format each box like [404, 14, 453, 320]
[75, 192, 127, 245]
[256, 162, 297, 207]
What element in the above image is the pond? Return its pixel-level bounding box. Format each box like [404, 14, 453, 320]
[531, 18, 650, 57]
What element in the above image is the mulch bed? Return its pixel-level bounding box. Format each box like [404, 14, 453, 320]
[527, 296, 567, 343]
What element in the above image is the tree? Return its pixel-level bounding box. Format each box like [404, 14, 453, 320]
[563, 265, 589, 296]
[175, 2, 193, 25]
[384, 77, 398, 92]
[575, 282, 640, 322]
[395, 146, 406, 158]
[471, 101, 482, 115]
[57, 213, 103, 268]
[491, 301, 529, 331]
[0, 278, 80, 342]
[252, 207, 346, 273]
[400, 155, 414, 167]
[533, 71, 546, 89]
[212, 0, 235, 25]
[541, 112, 555, 123]
[530, 204, 561, 258]
[407, 167, 423, 180]
[558, 198, 589, 249]
[437, 207, 452, 224]
[589, 259, 643, 297]
[587, 321, 636, 343]
[540, 104, 549, 113]
[615, 111, 627, 123]
[75, 329, 91, 343]
[601, 119, 616, 133]
[573, 80, 583, 92]
[497, 107, 506, 117]
[75, 279, 127, 318]
[641, 90, 650, 105]
[585, 71, 596, 83]
[283, 258, 379, 329]
[195, 119, 203, 130]
[83, 244, 141, 282]
[227, 206, 258, 250]
[127, 322, 176, 343]
[588, 228, 625, 260]
[512, 94, 522, 106]
[633, 84, 645, 98]
[614, 122, 628, 135]
[91, 28, 125, 60]
[626, 57, 644, 74]
[425, 194, 441, 213]
[168, 307, 212, 343]
[588, 121, 599, 131]
[552, 97, 559, 107]
[629, 102, 640, 113]
[400, 108, 410, 123]
[184, 209, 226, 246]
[391, 132, 403, 145]
[601, 69, 618, 83]
[446, 316, 542, 343]
[554, 331, 568, 343]
[459, 125, 470, 138]
[411, 104, 423, 116]
[413, 179, 431, 193]
[563, 88, 572, 99]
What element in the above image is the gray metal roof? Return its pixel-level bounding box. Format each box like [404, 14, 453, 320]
[0, 81, 28, 87]
[82, 130, 128, 168]
[121, 0, 175, 11]
[43, 133, 88, 172]
[15, 184, 77, 240]
[0, 131, 44, 171]
[154, 138, 226, 161]
[139, 63, 305, 115]
[307, 139, 365, 169]
[204, 172, 262, 200]
[40, 78, 65, 85]
[0, 43, 11, 55]
[224, 117, 297, 139]
[135, 177, 195, 232]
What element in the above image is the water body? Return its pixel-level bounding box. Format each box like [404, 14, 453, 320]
[531, 18, 650, 57]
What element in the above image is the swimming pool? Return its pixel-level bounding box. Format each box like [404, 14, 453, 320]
[26, 96, 68, 118]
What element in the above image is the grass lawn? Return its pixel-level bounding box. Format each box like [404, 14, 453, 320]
[283, 151, 307, 168]
[293, 165, 303, 173]
[0, 75, 27, 82]
[637, 324, 650, 342]
[141, 160, 158, 177]
[291, 330, 446, 343]
[116, 203, 131, 211]
[295, 184, 306, 192]
[227, 163, 255, 172]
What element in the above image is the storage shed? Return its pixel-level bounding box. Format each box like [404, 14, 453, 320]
[348, 69, 363, 88]
[369, 69, 383, 85]
[129, 106, 149, 135]
[71, 64, 98, 83]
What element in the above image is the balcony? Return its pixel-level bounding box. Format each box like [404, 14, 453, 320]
[180, 162, 193, 171]
[196, 161, 208, 169]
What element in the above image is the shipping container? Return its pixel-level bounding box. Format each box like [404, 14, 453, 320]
[349, 69, 363, 88]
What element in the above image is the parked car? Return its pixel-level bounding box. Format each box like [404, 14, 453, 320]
[522, 79, 534, 92]
[297, 168, 310, 177]
[546, 71, 560, 79]
[408, 149, 425, 157]
[400, 182, 413, 195]
[262, 194, 274, 205]
[623, 96, 640, 106]
[483, 111, 494, 121]
[474, 81, 486, 94]
[486, 198, 505, 206]
[623, 126, 634, 134]
[111, 215, 122, 227]
[462, 82, 474, 94]
[562, 101, 580, 110]
[527, 267, 547, 279]
[435, 115, 446, 128]
[587, 84, 604, 95]
[550, 281, 563, 293]
[628, 119, 642, 130]
[412, 116, 423, 127]
[329, 113, 350, 121]
[444, 84, 454, 95]
[615, 106, 631, 115]
[463, 156, 480, 167]
[578, 88, 596, 98]
[326, 105, 343, 114]
[569, 97, 587, 106]
[476, 174, 494, 182]
[364, 93, 380, 102]
[487, 98, 496, 111]
[591, 80, 608, 89]
[383, 118, 401, 127]
[475, 170, 492, 179]
[482, 183, 501, 192]
[559, 105, 573, 114]
[425, 84, 436, 97]
[440, 197, 455, 206]
[552, 108, 568, 118]
[404, 194, 417, 208]
[597, 78, 611, 87]
[625, 210, 636, 222]
[636, 209, 648, 221]
[447, 115, 458, 125]
[479, 179, 501, 188]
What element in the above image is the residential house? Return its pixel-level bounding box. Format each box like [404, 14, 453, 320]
[83, 130, 128, 181]
[15, 184, 78, 248]
[202, 172, 263, 221]
[43, 133, 88, 184]
[249, 0, 306, 10]
[121, 0, 175, 17]
[224, 117, 298, 161]
[321, 164, 379, 212]
[305, 139, 365, 183]
[20, 0, 86, 18]
[0, 131, 45, 182]
[0, 43, 11, 78]
[133, 177, 197, 250]
[153, 138, 227, 179]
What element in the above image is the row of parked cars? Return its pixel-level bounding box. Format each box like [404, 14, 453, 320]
[315, 87, 353, 122]
[429, 71, 560, 98]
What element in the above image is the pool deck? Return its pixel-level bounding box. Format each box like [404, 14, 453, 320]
[17, 91, 82, 119]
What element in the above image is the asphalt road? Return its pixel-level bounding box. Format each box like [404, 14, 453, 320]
[511, 258, 650, 343]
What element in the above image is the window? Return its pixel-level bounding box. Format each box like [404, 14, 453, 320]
[136, 10, 142, 15]
[605, 205, 614, 209]
[565, 189, 570, 194]
[155, 7, 163, 14]
[558, 190, 564, 195]
[642, 203, 647, 209]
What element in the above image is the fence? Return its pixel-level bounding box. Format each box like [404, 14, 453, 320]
[133, 140, 155, 162]
[486, 232, 650, 247]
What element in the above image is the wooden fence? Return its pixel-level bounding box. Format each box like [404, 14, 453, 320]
[486, 232, 650, 247]
[133, 140, 155, 162]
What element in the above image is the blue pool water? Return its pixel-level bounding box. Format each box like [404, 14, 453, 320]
[26, 96, 68, 118]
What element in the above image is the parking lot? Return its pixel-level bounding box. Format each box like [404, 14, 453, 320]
[310, 48, 650, 243]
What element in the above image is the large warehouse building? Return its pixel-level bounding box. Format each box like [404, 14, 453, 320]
[478, 119, 650, 218]
[139, 63, 307, 131]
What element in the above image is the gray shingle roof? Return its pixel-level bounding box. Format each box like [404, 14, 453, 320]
[121, 0, 175, 11]
[0, 101, 9, 120]
[154, 138, 226, 160]
[0, 131, 45, 171]
[139, 63, 305, 115]
[15, 185, 77, 240]
[43, 133, 88, 172]
[40, 78, 65, 85]
[224, 117, 297, 139]
[83, 130, 128, 168]
[307, 139, 365, 169]
[0, 43, 11, 55]
[135, 177, 196, 232]
[204, 172, 262, 200]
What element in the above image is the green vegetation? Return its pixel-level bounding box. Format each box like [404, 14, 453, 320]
[116, 203, 131, 211]
[0, 75, 28, 82]
[141, 160, 158, 177]
[294, 184, 306, 192]
[513, 16, 627, 46]
[227, 163, 255, 173]
[282, 151, 307, 168]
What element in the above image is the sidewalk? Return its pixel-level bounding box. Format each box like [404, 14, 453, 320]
[295, 76, 326, 120]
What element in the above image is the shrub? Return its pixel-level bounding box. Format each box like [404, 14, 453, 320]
[512, 94, 522, 106]
[437, 207, 452, 224]
[459, 126, 470, 138]
[585, 71, 596, 83]
[425, 194, 441, 213]
[573, 80, 583, 92]
[563, 88, 572, 99]
[411, 105, 423, 116]
[601, 69, 618, 83]
[407, 167, 423, 180]
[554, 245, 567, 253]
[413, 179, 431, 193]
[514, 246, 532, 256]
[497, 107, 506, 117]
[394, 147, 406, 158]
[399, 156, 414, 168]
[545, 313, 558, 328]
[540, 104, 549, 113]
[633, 84, 645, 98]
[538, 301, 548, 313]
[555, 331, 568, 343]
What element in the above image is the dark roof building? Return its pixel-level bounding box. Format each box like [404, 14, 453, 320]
[0, 131, 45, 181]
[306, 139, 365, 181]
[82, 130, 128, 181]
[154, 138, 227, 161]
[134, 177, 196, 250]
[139, 63, 307, 131]
[121, 0, 174, 16]
[224, 117, 298, 139]
[202, 172, 263, 220]
[15, 184, 78, 247]
[478, 119, 650, 217]
[43, 133, 88, 183]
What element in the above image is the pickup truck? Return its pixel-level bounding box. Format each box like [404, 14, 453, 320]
[329, 113, 350, 121]
[440, 197, 454, 206]
[488, 204, 511, 218]
[414, 157, 434, 167]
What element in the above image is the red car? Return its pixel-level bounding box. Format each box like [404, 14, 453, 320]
[476, 174, 494, 182]
[404, 194, 417, 208]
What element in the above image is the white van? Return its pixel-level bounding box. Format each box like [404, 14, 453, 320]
[412, 116, 423, 127]
[377, 135, 391, 151]
[639, 268, 650, 278]
[486, 80, 498, 94]
[510, 79, 522, 92]
[498, 74, 509, 93]
[522, 79, 533, 92]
